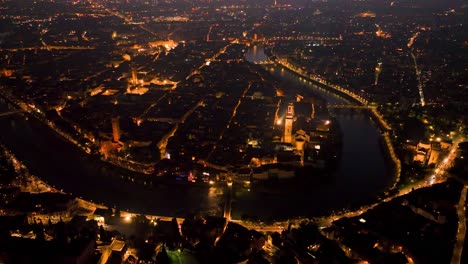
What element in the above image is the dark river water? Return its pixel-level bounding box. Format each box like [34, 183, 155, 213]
[232, 46, 392, 219]
[0, 101, 224, 217]
[0, 46, 392, 220]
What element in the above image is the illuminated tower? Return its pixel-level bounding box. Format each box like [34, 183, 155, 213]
[112, 117, 120, 142]
[127, 64, 138, 93]
[131, 66, 138, 86]
[284, 103, 294, 143]
[374, 62, 382, 85]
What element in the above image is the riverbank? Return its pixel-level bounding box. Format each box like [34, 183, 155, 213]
[0, 104, 225, 217]
[0, 86, 158, 177]
[0, 92, 219, 190]
[0, 143, 59, 194]
[263, 48, 401, 190]
[229, 46, 396, 220]
[0, 142, 186, 231]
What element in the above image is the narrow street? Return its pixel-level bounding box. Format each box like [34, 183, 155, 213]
[206, 81, 253, 161]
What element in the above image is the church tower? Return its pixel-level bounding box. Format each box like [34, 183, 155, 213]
[127, 63, 138, 92]
[284, 103, 294, 143]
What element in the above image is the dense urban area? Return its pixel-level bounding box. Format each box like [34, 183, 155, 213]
[0, 0, 466, 263]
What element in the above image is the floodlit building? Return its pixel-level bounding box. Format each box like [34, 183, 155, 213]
[413, 141, 431, 164]
[427, 142, 441, 165]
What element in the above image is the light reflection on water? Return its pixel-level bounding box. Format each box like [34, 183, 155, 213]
[236, 46, 392, 219]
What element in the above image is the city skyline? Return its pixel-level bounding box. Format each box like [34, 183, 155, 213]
[0, 0, 466, 263]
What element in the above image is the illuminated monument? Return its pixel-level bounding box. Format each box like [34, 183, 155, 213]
[126, 62, 148, 95]
[127, 64, 138, 93]
[284, 103, 294, 143]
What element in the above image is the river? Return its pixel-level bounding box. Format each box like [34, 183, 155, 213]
[0, 99, 224, 217]
[0, 45, 392, 220]
[231, 46, 392, 220]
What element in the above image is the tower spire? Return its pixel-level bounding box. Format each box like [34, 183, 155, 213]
[284, 102, 294, 143]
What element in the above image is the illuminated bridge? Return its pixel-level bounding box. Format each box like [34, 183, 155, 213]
[326, 104, 374, 109]
[327, 104, 392, 132]
[254, 60, 275, 65]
